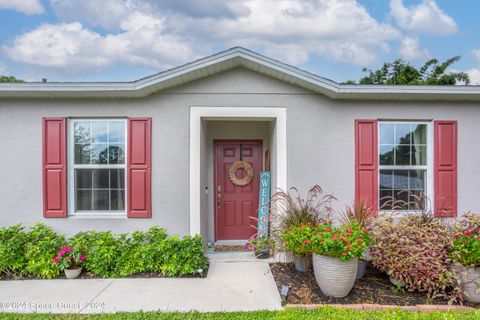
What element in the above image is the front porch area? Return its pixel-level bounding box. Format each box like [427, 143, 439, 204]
[189, 107, 286, 243]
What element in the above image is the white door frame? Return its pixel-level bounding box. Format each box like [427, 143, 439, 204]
[189, 106, 287, 236]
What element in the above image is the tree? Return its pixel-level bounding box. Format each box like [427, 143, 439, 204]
[344, 56, 469, 85]
[0, 75, 23, 83]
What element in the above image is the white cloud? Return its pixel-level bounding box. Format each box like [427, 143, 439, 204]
[4, 15, 194, 72]
[4, 0, 402, 76]
[0, 0, 44, 15]
[390, 0, 457, 35]
[468, 68, 480, 85]
[399, 37, 429, 60]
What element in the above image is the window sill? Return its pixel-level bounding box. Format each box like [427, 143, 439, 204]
[69, 213, 127, 219]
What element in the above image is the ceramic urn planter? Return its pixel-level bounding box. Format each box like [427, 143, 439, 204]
[452, 263, 480, 303]
[313, 254, 358, 297]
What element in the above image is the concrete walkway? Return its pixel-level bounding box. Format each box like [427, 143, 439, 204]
[0, 253, 282, 314]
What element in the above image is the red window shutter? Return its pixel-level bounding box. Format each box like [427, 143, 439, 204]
[127, 118, 152, 218]
[42, 118, 67, 218]
[355, 120, 378, 210]
[434, 121, 457, 217]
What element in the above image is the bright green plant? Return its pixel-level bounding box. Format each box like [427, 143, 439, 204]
[311, 221, 371, 261]
[69, 231, 120, 277]
[450, 231, 480, 267]
[160, 235, 208, 277]
[24, 223, 65, 279]
[52, 246, 86, 270]
[142, 227, 168, 272]
[0, 224, 29, 277]
[115, 231, 148, 277]
[370, 215, 461, 303]
[282, 222, 315, 255]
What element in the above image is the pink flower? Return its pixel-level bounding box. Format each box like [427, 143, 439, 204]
[64, 247, 73, 253]
[79, 255, 86, 261]
[465, 231, 473, 236]
[52, 257, 59, 263]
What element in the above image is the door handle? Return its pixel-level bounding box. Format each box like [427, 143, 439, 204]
[217, 185, 222, 209]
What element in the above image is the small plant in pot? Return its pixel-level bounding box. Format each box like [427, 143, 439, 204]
[282, 223, 315, 272]
[53, 246, 86, 279]
[450, 213, 480, 303]
[310, 221, 371, 298]
[245, 235, 273, 259]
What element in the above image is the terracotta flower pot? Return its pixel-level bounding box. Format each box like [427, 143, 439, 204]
[312, 254, 358, 297]
[293, 254, 311, 272]
[452, 263, 480, 303]
[65, 267, 82, 279]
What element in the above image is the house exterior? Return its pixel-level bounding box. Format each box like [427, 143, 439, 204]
[0, 47, 479, 242]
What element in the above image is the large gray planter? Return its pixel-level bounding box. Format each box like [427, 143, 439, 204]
[293, 254, 311, 272]
[452, 263, 480, 303]
[312, 254, 358, 298]
[356, 260, 366, 280]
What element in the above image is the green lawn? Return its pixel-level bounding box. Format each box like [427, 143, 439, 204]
[1, 307, 480, 320]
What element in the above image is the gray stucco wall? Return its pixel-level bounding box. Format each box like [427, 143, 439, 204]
[0, 68, 479, 237]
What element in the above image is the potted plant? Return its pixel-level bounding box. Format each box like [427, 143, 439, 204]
[282, 223, 314, 272]
[52, 246, 86, 279]
[310, 221, 371, 297]
[338, 200, 376, 279]
[245, 235, 272, 259]
[450, 229, 480, 303]
[269, 185, 335, 263]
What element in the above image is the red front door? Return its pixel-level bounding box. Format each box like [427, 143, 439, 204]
[214, 140, 262, 240]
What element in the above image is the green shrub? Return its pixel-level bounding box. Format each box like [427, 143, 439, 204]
[142, 227, 168, 272]
[24, 223, 65, 279]
[370, 215, 460, 303]
[69, 231, 120, 277]
[160, 235, 208, 277]
[0, 224, 29, 277]
[115, 231, 148, 277]
[0, 223, 207, 279]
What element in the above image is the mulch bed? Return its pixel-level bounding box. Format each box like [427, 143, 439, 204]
[270, 263, 480, 308]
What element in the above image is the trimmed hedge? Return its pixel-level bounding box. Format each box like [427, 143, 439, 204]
[0, 224, 208, 279]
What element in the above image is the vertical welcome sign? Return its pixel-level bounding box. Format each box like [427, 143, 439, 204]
[257, 171, 271, 237]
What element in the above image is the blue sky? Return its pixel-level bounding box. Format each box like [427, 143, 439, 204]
[0, 0, 479, 84]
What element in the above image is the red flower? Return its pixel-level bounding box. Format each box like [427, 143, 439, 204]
[324, 228, 331, 232]
[332, 237, 337, 241]
[348, 244, 353, 248]
[52, 257, 59, 263]
[303, 240, 311, 245]
[357, 238, 363, 243]
[358, 245, 363, 249]
[343, 252, 348, 256]
[465, 231, 472, 235]
[346, 227, 352, 233]
[362, 228, 369, 233]
[317, 232, 323, 236]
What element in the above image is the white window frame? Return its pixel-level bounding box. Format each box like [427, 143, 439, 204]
[377, 120, 434, 213]
[68, 118, 128, 217]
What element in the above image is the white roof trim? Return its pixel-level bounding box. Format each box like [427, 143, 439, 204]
[1, 47, 480, 100]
